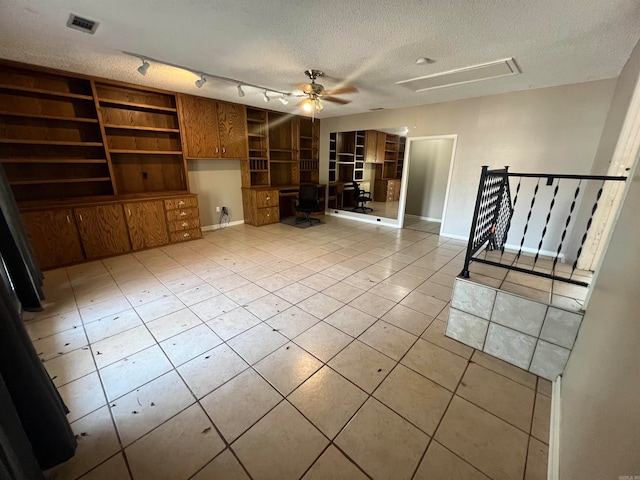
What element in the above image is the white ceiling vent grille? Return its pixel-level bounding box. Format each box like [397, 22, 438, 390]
[66, 14, 99, 34]
[397, 58, 520, 92]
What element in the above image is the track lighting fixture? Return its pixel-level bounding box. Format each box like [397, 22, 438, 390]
[195, 74, 207, 88]
[237, 84, 245, 97]
[279, 94, 289, 105]
[137, 59, 150, 76]
[263, 90, 270, 102]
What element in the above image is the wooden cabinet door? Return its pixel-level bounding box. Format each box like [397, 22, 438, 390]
[21, 209, 84, 269]
[217, 102, 248, 159]
[124, 201, 169, 250]
[75, 205, 131, 259]
[178, 94, 221, 158]
[365, 131, 379, 163]
[376, 133, 386, 164]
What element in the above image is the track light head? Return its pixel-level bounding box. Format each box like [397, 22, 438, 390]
[137, 59, 150, 76]
[195, 74, 206, 88]
[279, 94, 289, 105]
[262, 90, 270, 102]
[237, 84, 245, 97]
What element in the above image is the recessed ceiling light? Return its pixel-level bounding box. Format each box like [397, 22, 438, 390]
[416, 57, 435, 65]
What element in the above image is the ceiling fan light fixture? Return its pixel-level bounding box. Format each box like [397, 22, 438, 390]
[237, 84, 245, 97]
[195, 74, 206, 88]
[263, 90, 270, 102]
[301, 97, 314, 112]
[137, 59, 150, 76]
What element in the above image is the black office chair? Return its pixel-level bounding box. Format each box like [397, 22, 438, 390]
[350, 181, 373, 213]
[295, 184, 321, 225]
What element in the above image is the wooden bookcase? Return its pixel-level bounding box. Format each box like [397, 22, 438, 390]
[299, 117, 319, 184]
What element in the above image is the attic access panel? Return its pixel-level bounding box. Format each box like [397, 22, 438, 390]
[397, 58, 520, 92]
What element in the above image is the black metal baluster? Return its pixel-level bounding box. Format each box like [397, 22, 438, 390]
[461, 166, 489, 278]
[533, 178, 559, 267]
[552, 180, 581, 273]
[500, 176, 521, 263]
[572, 181, 605, 277]
[516, 178, 540, 263]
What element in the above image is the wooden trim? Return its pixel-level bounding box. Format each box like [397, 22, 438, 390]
[90, 79, 119, 196]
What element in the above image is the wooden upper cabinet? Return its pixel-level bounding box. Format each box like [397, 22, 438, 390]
[124, 201, 169, 250]
[216, 101, 248, 159]
[21, 209, 84, 269]
[365, 131, 386, 164]
[178, 95, 247, 159]
[75, 204, 131, 259]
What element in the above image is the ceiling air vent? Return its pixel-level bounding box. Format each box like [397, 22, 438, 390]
[66, 13, 100, 34]
[396, 58, 520, 92]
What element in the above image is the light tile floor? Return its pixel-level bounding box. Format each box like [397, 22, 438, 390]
[32, 216, 550, 480]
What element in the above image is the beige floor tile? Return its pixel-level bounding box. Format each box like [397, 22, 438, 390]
[254, 343, 323, 396]
[368, 281, 412, 302]
[161, 274, 205, 294]
[25, 309, 82, 341]
[525, 437, 549, 480]
[206, 307, 262, 341]
[537, 377, 552, 397]
[297, 292, 345, 319]
[58, 372, 106, 423]
[414, 441, 490, 480]
[134, 295, 185, 322]
[84, 309, 143, 344]
[79, 296, 132, 325]
[457, 363, 535, 432]
[348, 292, 396, 317]
[293, 321, 353, 362]
[501, 282, 551, 303]
[300, 272, 339, 290]
[111, 370, 195, 446]
[200, 368, 282, 442]
[207, 272, 250, 292]
[435, 396, 529, 480]
[328, 340, 396, 393]
[227, 322, 289, 364]
[225, 283, 270, 305]
[265, 306, 320, 339]
[245, 294, 293, 320]
[91, 325, 156, 369]
[324, 305, 377, 337]
[78, 453, 131, 480]
[126, 404, 224, 480]
[144, 308, 202, 342]
[322, 282, 365, 303]
[421, 319, 473, 359]
[255, 273, 295, 292]
[385, 272, 425, 289]
[471, 350, 537, 389]
[400, 290, 448, 317]
[401, 339, 468, 391]
[99, 345, 172, 401]
[178, 343, 248, 398]
[358, 320, 417, 360]
[531, 393, 551, 444]
[190, 295, 239, 321]
[273, 282, 317, 304]
[335, 398, 429, 480]
[232, 401, 328, 480]
[125, 285, 173, 308]
[33, 326, 88, 361]
[192, 450, 250, 480]
[382, 304, 435, 336]
[429, 272, 457, 289]
[289, 366, 368, 439]
[44, 347, 96, 388]
[302, 445, 369, 480]
[174, 283, 220, 306]
[158, 323, 222, 366]
[416, 280, 453, 302]
[48, 406, 120, 480]
[506, 270, 553, 292]
[279, 265, 315, 281]
[374, 364, 452, 435]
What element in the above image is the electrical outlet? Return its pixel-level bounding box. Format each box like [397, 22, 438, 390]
[216, 206, 220, 212]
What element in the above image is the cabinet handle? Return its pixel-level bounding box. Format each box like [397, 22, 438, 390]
[215, 147, 219, 154]
[222, 147, 226, 154]
[178, 200, 185, 206]
[128, 209, 131, 216]
[266, 212, 270, 217]
[181, 222, 189, 227]
[183, 232, 190, 238]
[180, 211, 187, 217]
[66, 215, 70, 224]
[79, 214, 83, 221]
[266, 196, 270, 201]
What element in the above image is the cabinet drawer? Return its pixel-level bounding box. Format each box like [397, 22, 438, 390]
[256, 206, 279, 226]
[166, 207, 199, 221]
[169, 217, 201, 232]
[165, 197, 198, 210]
[256, 190, 279, 208]
[170, 228, 202, 243]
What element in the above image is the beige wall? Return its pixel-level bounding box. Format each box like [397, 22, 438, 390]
[187, 160, 244, 228]
[405, 138, 454, 220]
[560, 40, 640, 479]
[320, 80, 616, 248]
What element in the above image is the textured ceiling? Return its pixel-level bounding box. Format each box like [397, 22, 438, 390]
[0, 0, 638, 118]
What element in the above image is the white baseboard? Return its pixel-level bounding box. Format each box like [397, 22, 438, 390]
[201, 219, 245, 232]
[548, 375, 562, 480]
[405, 213, 442, 222]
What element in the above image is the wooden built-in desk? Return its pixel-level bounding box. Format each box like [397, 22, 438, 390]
[241, 184, 326, 226]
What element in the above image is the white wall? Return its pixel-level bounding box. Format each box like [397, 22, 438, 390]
[320, 80, 616, 250]
[559, 38, 640, 479]
[187, 160, 244, 228]
[405, 138, 454, 220]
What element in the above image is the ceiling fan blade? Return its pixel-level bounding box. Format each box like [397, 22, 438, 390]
[323, 86, 358, 95]
[323, 96, 351, 105]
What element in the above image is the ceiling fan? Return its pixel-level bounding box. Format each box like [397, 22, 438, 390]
[296, 69, 358, 113]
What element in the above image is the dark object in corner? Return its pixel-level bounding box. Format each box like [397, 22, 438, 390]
[295, 185, 321, 226]
[350, 181, 373, 213]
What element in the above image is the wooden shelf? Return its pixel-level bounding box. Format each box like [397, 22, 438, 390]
[98, 98, 177, 113]
[103, 124, 180, 133]
[0, 139, 103, 146]
[269, 148, 296, 152]
[0, 112, 99, 123]
[248, 156, 268, 160]
[109, 149, 183, 155]
[247, 133, 266, 138]
[270, 159, 297, 163]
[249, 169, 269, 172]
[10, 177, 111, 186]
[1, 158, 106, 164]
[247, 118, 266, 123]
[0, 83, 94, 100]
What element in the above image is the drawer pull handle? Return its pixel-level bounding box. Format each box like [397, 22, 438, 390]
[180, 211, 187, 217]
[183, 232, 190, 238]
[215, 147, 219, 154]
[79, 214, 83, 221]
[266, 196, 270, 201]
[222, 147, 226, 154]
[178, 200, 185, 206]
[128, 209, 132, 216]
[66, 215, 70, 224]
[266, 212, 270, 217]
[181, 222, 189, 227]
